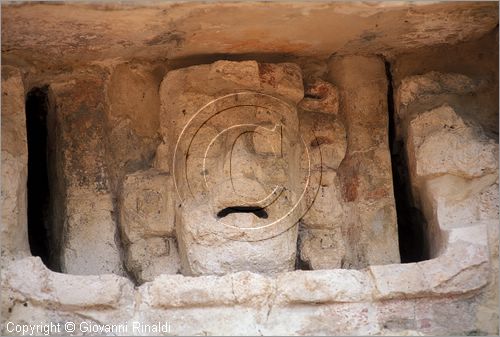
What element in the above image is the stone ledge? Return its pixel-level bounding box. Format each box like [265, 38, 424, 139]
[370, 225, 489, 301]
[1, 257, 135, 310]
[2, 224, 489, 310]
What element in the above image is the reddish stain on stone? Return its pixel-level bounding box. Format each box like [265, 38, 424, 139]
[367, 187, 389, 200]
[343, 171, 359, 202]
[420, 318, 431, 329]
[258, 63, 276, 87]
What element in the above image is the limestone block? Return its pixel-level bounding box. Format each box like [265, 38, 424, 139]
[299, 228, 345, 269]
[398, 70, 499, 335]
[1, 66, 29, 258]
[62, 191, 123, 276]
[125, 237, 180, 283]
[328, 55, 400, 267]
[51, 71, 124, 275]
[158, 60, 304, 171]
[120, 169, 178, 281]
[397, 71, 481, 108]
[176, 196, 299, 276]
[275, 269, 373, 304]
[295, 88, 348, 270]
[370, 225, 489, 300]
[159, 61, 305, 275]
[143, 271, 274, 308]
[299, 78, 339, 114]
[407, 104, 498, 180]
[107, 63, 161, 138]
[120, 169, 175, 243]
[2, 257, 134, 310]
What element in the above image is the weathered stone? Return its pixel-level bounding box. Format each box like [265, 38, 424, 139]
[160, 61, 305, 276]
[2, 257, 134, 310]
[275, 269, 373, 304]
[176, 196, 299, 276]
[370, 226, 489, 300]
[51, 72, 124, 276]
[125, 237, 180, 283]
[251, 124, 283, 156]
[396, 69, 499, 335]
[120, 169, 175, 243]
[143, 271, 274, 308]
[328, 55, 400, 268]
[396, 71, 481, 107]
[1, 66, 29, 258]
[119, 169, 179, 281]
[62, 191, 122, 275]
[407, 105, 498, 180]
[0, 5, 498, 334]
[299, 78, 339, 114]
[2, 2, 498, 68]
[299, 228, 345, 269]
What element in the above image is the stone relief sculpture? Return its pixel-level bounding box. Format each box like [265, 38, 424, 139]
[1, 2, 498, 335]
[117, 60, 400, 280]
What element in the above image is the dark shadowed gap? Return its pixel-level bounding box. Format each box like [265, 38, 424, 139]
[217, 206, 268, 219]
[385, 61, 429, 263]
[295, 224, 312, 271]
[25, 86, 51, 266]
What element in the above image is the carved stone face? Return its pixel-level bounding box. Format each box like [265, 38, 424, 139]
[118, 61, 315, 279]
[118, 60, 400, 281]
[162, 63, 311, 276]
[173, 92, 306, 276]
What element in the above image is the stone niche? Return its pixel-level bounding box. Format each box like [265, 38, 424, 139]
[1, 2, 499, 336]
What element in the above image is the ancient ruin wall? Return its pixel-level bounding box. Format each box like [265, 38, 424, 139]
[1, 2, 499, 336]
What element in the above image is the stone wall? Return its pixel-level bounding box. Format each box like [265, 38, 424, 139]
[0, 2, 498, 335]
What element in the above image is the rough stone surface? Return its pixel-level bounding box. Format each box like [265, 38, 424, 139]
[0, 6, 498, 334]
[126, 237, 180, 283]
[397, 71, 482, 107]
[297, 108, 347, 269]
[299, 78, 339, 115]
[119, 169, 180, 282]
[1, 66, 29, 259]
[407, 104, 498, 181]
[105, 62, 163, 193]
[159, 60, 305, 276]
[2, 2, 498, 69]
[120, 169, 175, 243]
[396, 69, 499, 335]
[328, 55, 400, 268]
[50, 71, 124, 276]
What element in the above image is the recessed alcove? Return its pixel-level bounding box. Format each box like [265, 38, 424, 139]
[25, 87, 52, 267]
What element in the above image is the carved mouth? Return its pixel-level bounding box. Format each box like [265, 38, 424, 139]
[216, 206, 269, 219]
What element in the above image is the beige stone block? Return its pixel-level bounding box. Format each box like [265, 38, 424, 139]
[407, 105, 498, 180]
[328, 55, 400, 267]
[276, 269, 373, 304]
[397, 71, 481, 108]
[120, 169, 176, 243]
[1, 66, 29, 258]
[299, 228, 345, 269]
[125, 237, 180, 283]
